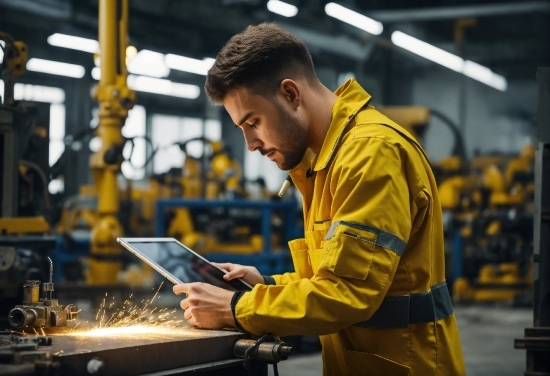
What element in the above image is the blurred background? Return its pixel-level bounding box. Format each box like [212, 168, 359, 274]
[0, 1, 549, 375]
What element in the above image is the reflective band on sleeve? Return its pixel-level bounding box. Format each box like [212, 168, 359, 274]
[324, 221, 407, 256]
[353, 281, 454, 329]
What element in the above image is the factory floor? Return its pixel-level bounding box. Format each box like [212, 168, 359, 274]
[269, 305, 532, 376]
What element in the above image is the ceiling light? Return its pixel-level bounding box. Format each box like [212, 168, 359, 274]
[165, 54, 215, 76]
[47, 33, 99, 53]
[391, 31, 464, 72]
[391, 31, 507, 91]
[13, 84, 65, 104]
[267, 0, 298, 17]
[26, 58, 85, 78]
[127, 49, 169, 78]
[463, 60, 507, 91]
[325, 2, 383, 36]
[127, 75, 200, 99]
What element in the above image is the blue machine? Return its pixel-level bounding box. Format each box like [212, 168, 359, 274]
[155, 198, 302, 275]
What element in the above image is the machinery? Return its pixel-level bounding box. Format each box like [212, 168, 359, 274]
[85, 0, 136, 285]
[0, 31, 59, 322]
[448, 145, 535, 302]
[7, 258, 78, 332]
[0, 328, 292, 376]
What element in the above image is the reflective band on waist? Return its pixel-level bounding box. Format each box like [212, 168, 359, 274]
[353, 281, 453, 329]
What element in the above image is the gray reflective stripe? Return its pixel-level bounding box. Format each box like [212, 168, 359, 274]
[353, 281, 454, 329]
[325, 221, 406, 256]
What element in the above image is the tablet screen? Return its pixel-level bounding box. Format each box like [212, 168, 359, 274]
[122, 239, 252, 291]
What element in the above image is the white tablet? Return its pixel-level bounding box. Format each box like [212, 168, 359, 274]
[117, 237, 253, 291]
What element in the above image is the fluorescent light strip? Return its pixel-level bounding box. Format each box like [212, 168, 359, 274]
[127, 75, 200, 99]
[267, 0, 298, 17]
[165, 54, 215, 76]
[391, 31, 507, 91]
[13, 84, 65, 104]
[92, 68, 200, 99]
[391, 31, 463, 72]
[325, 2, 383, 36]
[27, 58, 85, 78]
[47, 33, 99, 53]
[463, 60, 507, 91]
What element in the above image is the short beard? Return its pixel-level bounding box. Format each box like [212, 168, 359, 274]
[272, 101, 309, 171]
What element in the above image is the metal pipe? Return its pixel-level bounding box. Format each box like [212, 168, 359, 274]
[8, 307, 36, 328]
[234, 339, 293, 362]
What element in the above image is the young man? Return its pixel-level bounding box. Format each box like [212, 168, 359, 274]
[173, 23, 465, 375]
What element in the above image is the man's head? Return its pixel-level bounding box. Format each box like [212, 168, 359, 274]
[205, 23, 316, 103]
[205, 23, 318, 170]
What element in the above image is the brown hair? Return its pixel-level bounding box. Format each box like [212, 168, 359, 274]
[205, 22, 316, 103]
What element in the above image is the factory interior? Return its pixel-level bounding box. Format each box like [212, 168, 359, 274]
[0, 0, 549, 375]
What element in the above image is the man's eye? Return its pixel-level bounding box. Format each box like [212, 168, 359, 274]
[249, 120, 258, 128]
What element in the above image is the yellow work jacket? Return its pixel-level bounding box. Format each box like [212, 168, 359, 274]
[235, 79, 465, 376]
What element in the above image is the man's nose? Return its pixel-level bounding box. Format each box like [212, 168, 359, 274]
[243, 130, 262, 152]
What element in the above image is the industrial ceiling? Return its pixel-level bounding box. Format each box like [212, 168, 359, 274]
[0, 0, 548, 84]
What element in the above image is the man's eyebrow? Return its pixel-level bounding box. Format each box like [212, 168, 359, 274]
[236, 111, 255, 127]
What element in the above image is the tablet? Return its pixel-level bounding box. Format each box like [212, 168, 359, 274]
[117, 237, 252, 291]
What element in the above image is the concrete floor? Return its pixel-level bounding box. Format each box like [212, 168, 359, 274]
[269, 305, 532, 376]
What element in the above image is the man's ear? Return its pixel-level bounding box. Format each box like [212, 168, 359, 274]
[278, 79, 301, 110]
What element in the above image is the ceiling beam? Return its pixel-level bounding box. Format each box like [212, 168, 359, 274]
[367, 1, 550, 23]
[280, 23, 375, 62]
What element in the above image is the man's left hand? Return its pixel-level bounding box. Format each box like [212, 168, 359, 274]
[173, 283, 235, 329]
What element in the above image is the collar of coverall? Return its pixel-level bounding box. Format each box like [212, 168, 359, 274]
[312, 78, 372, 172]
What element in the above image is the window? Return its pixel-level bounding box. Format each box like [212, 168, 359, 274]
[0, 81, 66, 193]
[151, 115, 221, 175]
[121, 105, 147, 180]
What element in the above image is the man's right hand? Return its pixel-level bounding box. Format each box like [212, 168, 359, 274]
[213, 262, 264, 286]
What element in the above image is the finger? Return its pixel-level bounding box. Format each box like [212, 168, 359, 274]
[173, 283, 190, 295]
[186, 316, 197, 327]
[184, 309, 193, 321]
[180, 298, 189, 310]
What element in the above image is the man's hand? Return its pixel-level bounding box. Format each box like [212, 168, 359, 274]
[173, 283, 234, 329]
[213, 262, 264, 286]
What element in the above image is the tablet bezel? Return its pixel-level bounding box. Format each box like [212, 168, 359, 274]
[117, 237, 253, 291]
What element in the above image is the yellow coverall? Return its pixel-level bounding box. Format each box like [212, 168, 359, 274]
[235, 79, 466, 375]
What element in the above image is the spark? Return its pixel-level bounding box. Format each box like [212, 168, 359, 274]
[61, 282, 186, 338]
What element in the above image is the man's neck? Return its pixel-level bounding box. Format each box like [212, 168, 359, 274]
[308, 85, 338, 155]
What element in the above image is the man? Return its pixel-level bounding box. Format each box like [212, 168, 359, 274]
[173, 23, 465, 375]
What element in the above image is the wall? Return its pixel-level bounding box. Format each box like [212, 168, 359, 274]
[410, 68, 537, 162]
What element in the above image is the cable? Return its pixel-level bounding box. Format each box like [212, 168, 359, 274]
[19, 160, 51, 209]
[243, 333, 280, 376]
[430, 109, 467, 161]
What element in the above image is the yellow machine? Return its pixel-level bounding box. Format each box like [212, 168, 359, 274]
[0, 32, 50, 236]
[162, 139, 267, 255]
[87, 0, 135, 285]
[452, 144, 535, 302]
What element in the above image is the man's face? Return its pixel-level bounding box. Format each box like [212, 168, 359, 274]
[223, 86, 308, 171]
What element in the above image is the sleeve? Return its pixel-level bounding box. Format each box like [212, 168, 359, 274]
[271, 272, 300, 285]
[235, 137, 412, 336]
